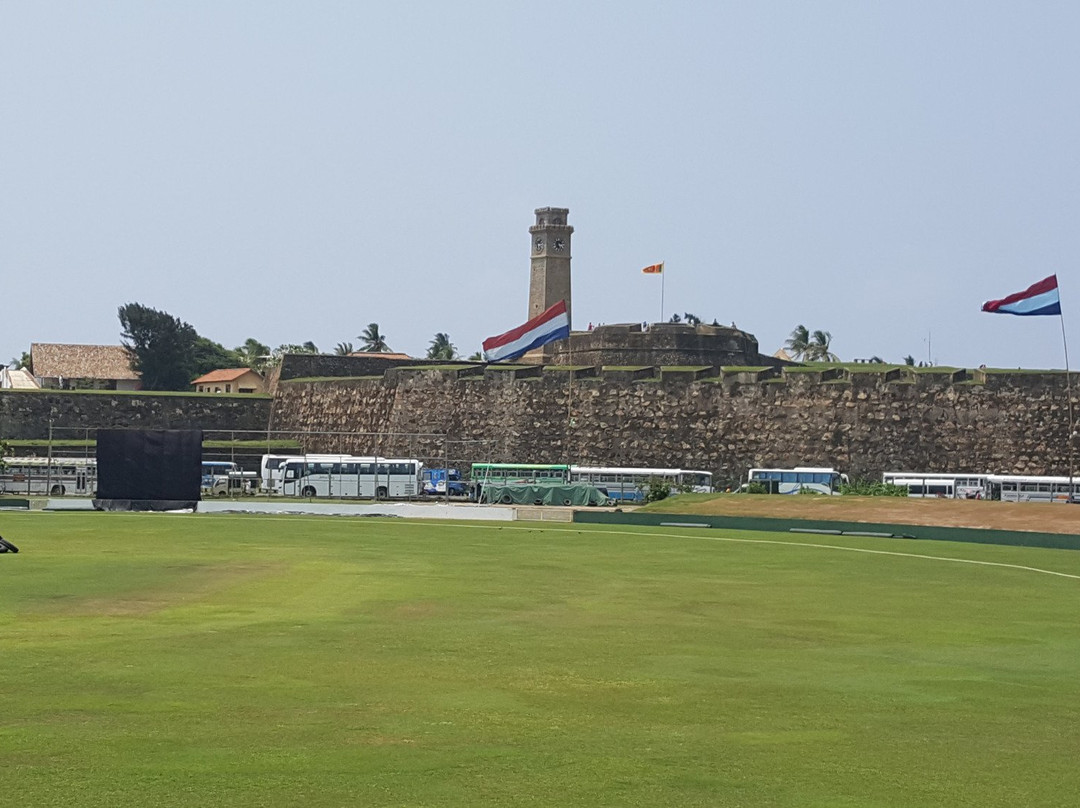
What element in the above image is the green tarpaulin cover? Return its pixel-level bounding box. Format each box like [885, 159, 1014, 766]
[481, 483, 610, 507]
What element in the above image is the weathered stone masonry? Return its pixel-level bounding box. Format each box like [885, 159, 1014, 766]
[269, 367, 1074, 485]
[2, 367, 1070, 486]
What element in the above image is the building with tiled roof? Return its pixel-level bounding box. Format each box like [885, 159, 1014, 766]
[30, 344, 141, 391]
[192, 368, 266, 394]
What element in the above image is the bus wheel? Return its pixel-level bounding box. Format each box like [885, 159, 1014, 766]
[563, 498, 573, 506]
[301, 486, 316, 498]
[50, 485, 65, 496]
[376, 486, 388, 499]
[217, 490, 229, 497]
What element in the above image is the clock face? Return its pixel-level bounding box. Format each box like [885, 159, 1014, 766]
[553, 239, 565, 251]
[534, 237, 544, 252]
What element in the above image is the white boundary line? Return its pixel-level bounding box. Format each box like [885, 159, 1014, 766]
[11, 511, 1080, 582]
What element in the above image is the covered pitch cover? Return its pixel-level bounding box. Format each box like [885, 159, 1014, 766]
[94, 429, 202, 511]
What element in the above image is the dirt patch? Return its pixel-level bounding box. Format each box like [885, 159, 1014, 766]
[640, 495, 1080, 535]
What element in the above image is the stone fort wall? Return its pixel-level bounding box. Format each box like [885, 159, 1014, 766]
[269, 366, 1073, 485]
[2, 367, 1070, 485]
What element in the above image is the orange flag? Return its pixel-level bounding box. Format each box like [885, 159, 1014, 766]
[641, 262, 664, 274]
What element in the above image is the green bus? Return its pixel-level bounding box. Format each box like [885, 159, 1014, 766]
[469, 463, 570, 500]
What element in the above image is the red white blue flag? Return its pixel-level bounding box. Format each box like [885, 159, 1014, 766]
[482, 300, 570, 362]
[981, 274, 1061, 316]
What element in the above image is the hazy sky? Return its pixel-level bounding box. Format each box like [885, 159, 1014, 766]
[4, 2, 1079, 369]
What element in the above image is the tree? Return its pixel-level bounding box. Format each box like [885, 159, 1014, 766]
[236, 338, 271, 372]
[118, 303, 198, 390]
[807, 330, 839, 362]
[8, 351, 30, 370]
[334, 342, 354, 356]
[467, 350, 483, 361]
[192, 337, 241, 379]
[904, 355, 916, 366]
[785, 325, 810, 361]
[426, 333, 457, 361]
[359, 323, 391, 353]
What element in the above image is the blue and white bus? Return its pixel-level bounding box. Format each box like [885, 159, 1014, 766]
[746, 467, 848, 495]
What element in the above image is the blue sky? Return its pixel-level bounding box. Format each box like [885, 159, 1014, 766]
[3, 2, 1079, 368]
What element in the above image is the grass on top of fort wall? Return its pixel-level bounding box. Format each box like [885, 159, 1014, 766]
[3, 512, 1080, 807]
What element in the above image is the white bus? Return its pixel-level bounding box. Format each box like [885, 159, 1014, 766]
[279, 456, 422, 499]
[881, 472, 991, 499]
[0, 456, 97, 496]
[260, 453, 361, 494]
[746, 467, 848, 495]
[986, 474, 1080, 503]
[568, 466, 714, 502]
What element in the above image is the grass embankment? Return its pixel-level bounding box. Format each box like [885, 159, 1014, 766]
[640, 492, 1080, 534]
[3, 513, 1080, 806]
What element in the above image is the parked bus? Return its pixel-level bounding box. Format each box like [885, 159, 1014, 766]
[260, 453, 361, 494]
[279, 456, 422, 499]
[201, 460, 259, 497]
[468, 463, 571, 501]
[568, 466, 714, 502]
[881, 472, 991, 499]
[986, 474, 1080, 503]
[0, 456, 97, 496]
[745, 467, 848, 495]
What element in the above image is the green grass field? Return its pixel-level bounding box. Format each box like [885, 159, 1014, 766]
[3, 513, 1080, 807]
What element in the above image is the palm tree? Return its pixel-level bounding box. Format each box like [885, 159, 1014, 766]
[467, 351, 483, 362]
[426, 333, 457, 361]
[807, 330, 838, 362]
[235, 338, 271, 372]
[300, 341, 319, 354]
[358, 323, 391, 353]
[785, 325, 810, 361]
[334, 342, 354, 356]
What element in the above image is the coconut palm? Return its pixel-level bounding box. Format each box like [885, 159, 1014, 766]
[426, 332, 457, 361]
[359, 323, 391, 353]
[807, 330, 838, 362]
[334, 342, 354, 356]
[235, 338, 271, 372]
[467, 351, 483, 362]
[785, 325, 810, 361]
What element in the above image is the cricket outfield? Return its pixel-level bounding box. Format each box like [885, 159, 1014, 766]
[2, 511, 1079, 807]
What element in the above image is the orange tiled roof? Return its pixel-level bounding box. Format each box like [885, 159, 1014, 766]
[30, 343, 140, 381]
[192, 368, 260, 384]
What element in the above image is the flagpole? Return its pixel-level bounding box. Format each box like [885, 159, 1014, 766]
[1060, 311, 1075, 500]
[660, 265, 665, 323]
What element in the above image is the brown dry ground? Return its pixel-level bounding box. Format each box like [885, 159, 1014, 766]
[640, 494, 1080, 535]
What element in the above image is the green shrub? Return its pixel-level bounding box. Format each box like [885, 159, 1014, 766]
[838, 479, 909, 497]
[644, 477, 670, 503]
[743, 481, 769, 495]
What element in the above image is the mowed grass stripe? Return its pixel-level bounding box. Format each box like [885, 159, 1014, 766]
[1, 513, 1079, 807]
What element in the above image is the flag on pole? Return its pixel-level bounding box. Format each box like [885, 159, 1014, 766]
[482, 300, 570, 362]
[982, 274, 1061, 316]
[642, 262, 664, 274]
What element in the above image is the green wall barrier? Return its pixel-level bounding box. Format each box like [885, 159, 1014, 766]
[572, 510, 1080, 551]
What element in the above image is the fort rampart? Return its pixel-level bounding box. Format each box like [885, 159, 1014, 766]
[269, 365, 1073, 485]
[2, 366, 1071, 485]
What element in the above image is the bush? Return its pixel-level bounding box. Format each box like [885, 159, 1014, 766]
[743, 481, 769, 495]
[644, 477, 670, 503]
[838, 479, 908, 497]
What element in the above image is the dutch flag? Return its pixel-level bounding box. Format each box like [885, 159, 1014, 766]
[981, 274, 1062, 317]
[482, 300, 571, 363]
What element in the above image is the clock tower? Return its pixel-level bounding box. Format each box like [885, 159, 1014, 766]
[528, 207, 573, 327]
